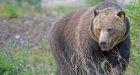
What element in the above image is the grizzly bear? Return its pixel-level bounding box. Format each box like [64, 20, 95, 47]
[49, 0, 130, 75]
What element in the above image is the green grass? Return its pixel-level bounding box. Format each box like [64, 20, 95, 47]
[46, 6, 81, 19]
[0, 4, 21, 18]
[0, 44, 28, 75]
[18, 39, 57, 75]
[0, 38, 56, 75]
[125, 2, 140, 75]
[85, 0, 102, 7]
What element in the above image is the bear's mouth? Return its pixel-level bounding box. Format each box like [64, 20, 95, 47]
[101, 46, 109, 51]
[100, 45, 112, 51]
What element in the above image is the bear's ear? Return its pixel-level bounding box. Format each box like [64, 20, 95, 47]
[94, 10, 99, 17]
[117, 11, 125, 22]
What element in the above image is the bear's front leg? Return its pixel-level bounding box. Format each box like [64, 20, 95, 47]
[84, 55, 104, 75]
[105, 56, 129, 75]
[105, 36, 130, 75]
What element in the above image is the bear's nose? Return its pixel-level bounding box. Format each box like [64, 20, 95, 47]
[99, 41, 108, 46]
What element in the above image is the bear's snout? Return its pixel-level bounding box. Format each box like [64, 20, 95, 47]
[99, 40, 110, 50]
[99, 41, 108, 46]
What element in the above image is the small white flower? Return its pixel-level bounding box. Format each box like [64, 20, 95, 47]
[15, 35, 20, 39]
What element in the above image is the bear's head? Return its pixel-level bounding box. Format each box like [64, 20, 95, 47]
[90, 8, 127, 51]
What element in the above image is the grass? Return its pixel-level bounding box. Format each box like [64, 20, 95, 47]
[46, 6, 81, 20]
[125, 2, 140, 75]
[0, 44, 28, 75]
[85, 0, 102, 7]
[18, 39, 57, 75]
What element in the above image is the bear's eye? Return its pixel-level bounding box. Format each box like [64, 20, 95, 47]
[107, 28, 115, 34]
[96, 28, 101, 32]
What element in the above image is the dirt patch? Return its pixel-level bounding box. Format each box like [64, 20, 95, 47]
[0, 17, 53, 48]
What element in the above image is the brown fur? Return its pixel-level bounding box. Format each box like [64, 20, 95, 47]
[49, 0, 130, 75]
[92, 8, 126, 50]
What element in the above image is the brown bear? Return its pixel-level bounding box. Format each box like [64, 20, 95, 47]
[49, 0, 130, 75]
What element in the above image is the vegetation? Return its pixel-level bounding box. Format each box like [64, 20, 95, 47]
[0, 0, 41, 19]
[0, 4, 21, 18]
[125, 1, 140, 74]
[0, 44, 28, 75]
[46, 6, 81, 20]
[85, 0, 102, 7]
[0, 38, 56, 75]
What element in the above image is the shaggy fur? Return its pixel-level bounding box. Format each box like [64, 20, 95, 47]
[49, 0, 130, 75]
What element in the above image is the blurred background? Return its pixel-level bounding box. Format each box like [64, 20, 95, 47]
[0, 0, 139, 75]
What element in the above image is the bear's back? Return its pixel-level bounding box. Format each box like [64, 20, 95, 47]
[51, 9, 87, 45]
